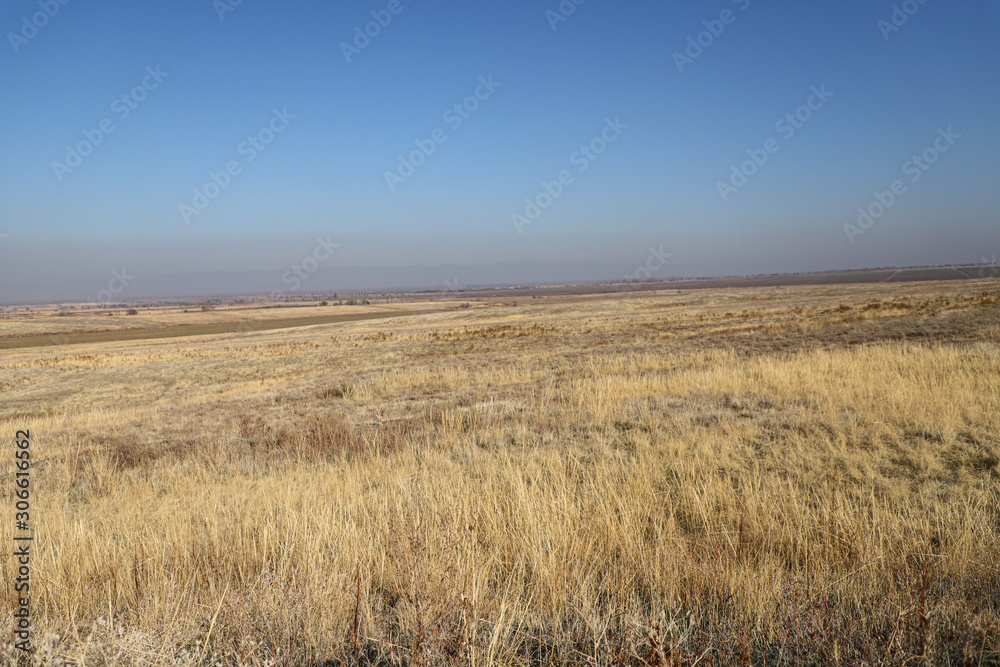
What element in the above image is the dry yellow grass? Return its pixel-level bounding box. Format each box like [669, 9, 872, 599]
[1, 280, 998, 665]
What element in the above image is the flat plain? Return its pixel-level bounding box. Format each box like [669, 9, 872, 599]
[1, 277, 999, 665]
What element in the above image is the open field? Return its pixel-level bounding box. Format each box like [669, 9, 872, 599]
[416, 265, 1000, 300]
[1, 279, 999, 665]
[0, 309, 438, 351]
[0, 303, 438, 341]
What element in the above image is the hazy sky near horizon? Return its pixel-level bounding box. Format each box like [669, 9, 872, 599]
[1, 0, 999, 301]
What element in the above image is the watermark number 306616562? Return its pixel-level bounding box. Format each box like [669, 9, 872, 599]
[13, 430, 32, 656]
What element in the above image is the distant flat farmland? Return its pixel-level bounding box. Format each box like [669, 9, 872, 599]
[442, 265, 996, 299]
[0, 310, 431, 350]
[2, 266, 994, 349]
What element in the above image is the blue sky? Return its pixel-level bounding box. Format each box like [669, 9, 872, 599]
[1, 0, 999, 301]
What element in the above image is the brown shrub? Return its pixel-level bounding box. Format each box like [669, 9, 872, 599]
[236, 413, 409, 461]
[298, 414, 364, 458]
[105, 432, 160, 471]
